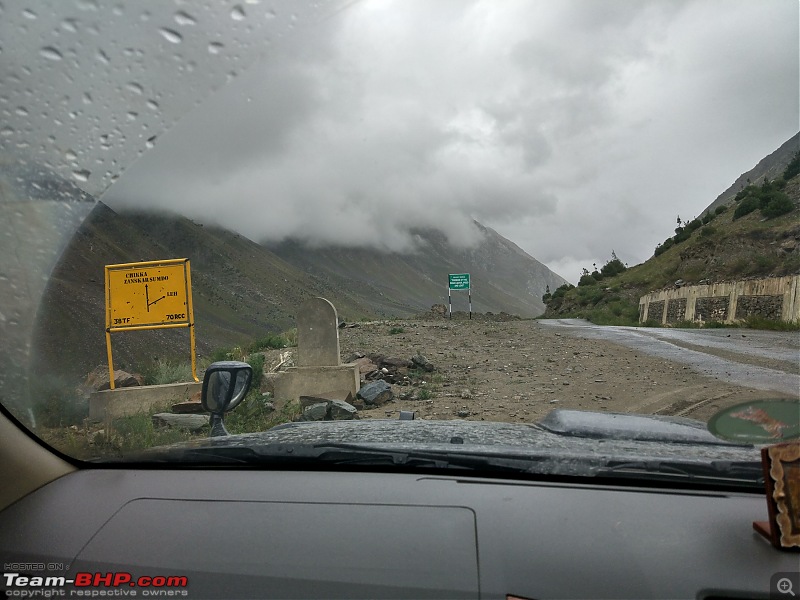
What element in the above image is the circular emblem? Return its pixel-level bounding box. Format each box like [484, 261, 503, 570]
[707, 399, 800, 443]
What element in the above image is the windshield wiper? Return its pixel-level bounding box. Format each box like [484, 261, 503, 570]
[595, 460, 764, 488]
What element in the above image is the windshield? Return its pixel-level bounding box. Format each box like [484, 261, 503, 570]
[1, 0, 798, 485]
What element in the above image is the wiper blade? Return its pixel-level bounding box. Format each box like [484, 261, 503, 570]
[596, 460, 764, 488]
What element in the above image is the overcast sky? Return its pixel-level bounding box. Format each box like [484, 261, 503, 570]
[105, 0, 799, 284]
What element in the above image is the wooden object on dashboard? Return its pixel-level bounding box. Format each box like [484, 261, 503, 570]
[754, 441, 800, 550]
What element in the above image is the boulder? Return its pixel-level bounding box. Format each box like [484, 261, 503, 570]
[328, 399, 359, 420]
[302, 402, 329, 421]
[357, 380, 394, 407]
[300, 390, 354, 408]
[96, 370, 144, 391]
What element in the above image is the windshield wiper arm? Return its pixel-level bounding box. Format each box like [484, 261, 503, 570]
[596, 459, 764, 487]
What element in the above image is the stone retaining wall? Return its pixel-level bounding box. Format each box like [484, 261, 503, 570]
[639, 275, 799, 325]
[665, 298, 687, 324]
[734, 295, 783, 320]
[694, 297, 729, 322]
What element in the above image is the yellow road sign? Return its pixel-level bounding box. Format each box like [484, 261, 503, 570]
[104, 259, 198, 389]
[106, 260, 191, 329]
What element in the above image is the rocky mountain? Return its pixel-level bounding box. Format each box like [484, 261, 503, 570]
[543, 133, 800, 324]
[31, 203, 565, 383]
[31, 202, 374, 381]
[705, 132, 799, 213]
[268, 222, 567, 318]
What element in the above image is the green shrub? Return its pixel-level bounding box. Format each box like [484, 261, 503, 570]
[684, 218, 702, 233]
[143, 359, 194, 385]
[654, 238, 674, 256]
[600, 254, 626, 278]
[552, 283, 574, 299]
[714, 205, 728, 214]
[743, 316, 800, 331]
[783, 150, 800, 180]
[249, 334, 289, 352]
[673, 229, 691, 244]
[246, 353, 265, 391]
[733, 196, 759, 220]
[389, 327, 405, 335]
[761, 193, 795, 219]
[417, 388, 433, 400]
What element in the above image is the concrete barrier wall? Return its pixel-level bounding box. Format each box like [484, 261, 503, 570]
[639, 275, 800, 325]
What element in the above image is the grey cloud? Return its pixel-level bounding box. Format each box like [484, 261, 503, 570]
[101, 0, 798, 283]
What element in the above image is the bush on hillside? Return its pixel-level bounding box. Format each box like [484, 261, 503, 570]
[733, 195, 759, 220]
[761, 193, 795, 219]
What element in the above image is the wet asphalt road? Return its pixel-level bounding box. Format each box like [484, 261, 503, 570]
[538, 319, 800, 398]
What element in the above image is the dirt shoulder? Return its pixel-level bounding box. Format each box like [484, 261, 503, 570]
[339, 318, 793, 424]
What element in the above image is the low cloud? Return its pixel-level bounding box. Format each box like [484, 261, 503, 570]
[105, 0, 799, 281]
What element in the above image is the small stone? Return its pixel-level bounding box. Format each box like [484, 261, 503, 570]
[411, 353, 435, 372]
[457, 410, 470, 417]
[460, 389, 472, 399]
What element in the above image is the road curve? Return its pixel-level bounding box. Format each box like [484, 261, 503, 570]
[538, 319, 800, 398]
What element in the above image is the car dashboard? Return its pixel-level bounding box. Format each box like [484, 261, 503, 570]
[0, 467, 794, 599]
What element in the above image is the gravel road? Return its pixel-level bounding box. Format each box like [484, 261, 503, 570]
[337, 317, 799, 424]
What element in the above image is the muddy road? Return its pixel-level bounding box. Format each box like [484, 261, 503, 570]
[337, 317, 799, 424]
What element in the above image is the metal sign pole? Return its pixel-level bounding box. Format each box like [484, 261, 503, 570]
[469, 286, 472, 320]
[448, 287, 452, 319]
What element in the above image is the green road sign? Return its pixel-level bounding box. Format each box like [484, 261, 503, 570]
[449, 273, 470, 290]
[707, 399, 800, 443]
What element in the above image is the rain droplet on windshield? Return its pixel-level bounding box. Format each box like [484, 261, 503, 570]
[174, 11, 196, 26]
[76, 0, 99, 11]
[230, 5, 246, 21]
[208, 41, 224, 54]
[145, 136, 156, 149]
[159, 28, 183, 44]
[72, 169, 91, 182]
[40, 46, 64, 61]
[22, 8, 37, 19]
[60, 19, 78, 33]
[125, 82, 144, 95]
[146, 99, 159, 110]
[64, 149, 78, 162]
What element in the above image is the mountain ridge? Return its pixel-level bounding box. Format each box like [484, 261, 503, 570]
[31, 201, 564, 382]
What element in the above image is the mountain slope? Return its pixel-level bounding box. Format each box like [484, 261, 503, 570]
[706, 132, 799, 213]
[268, 222, 567, 318]
[543, 134, 800, 324]
[31, 202, 376, 381]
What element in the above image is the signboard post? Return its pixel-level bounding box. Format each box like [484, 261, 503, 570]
[448, 273, 471, 320]
[104, 258, 198, 389]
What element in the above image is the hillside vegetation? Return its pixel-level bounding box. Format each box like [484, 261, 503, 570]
[543, 150, 800, 326]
